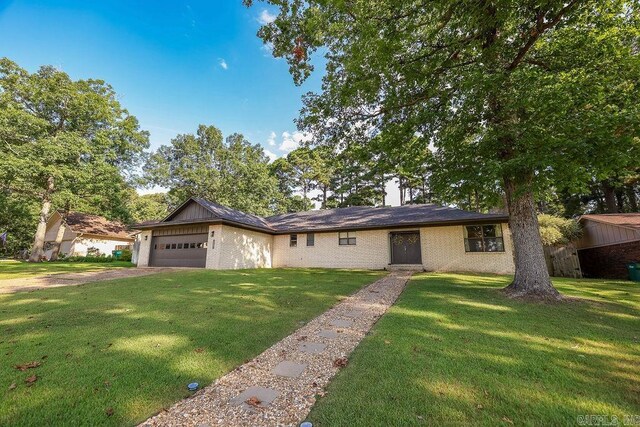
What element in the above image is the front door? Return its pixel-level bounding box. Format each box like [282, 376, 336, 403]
[390, 231, 422, 264]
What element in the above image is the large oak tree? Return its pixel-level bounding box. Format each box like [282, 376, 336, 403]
[247, 0, 640, 299]
[0, 59, 149, 261]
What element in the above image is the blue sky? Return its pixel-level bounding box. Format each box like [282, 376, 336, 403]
[0, 0, 322, 159]
[0, 0, 402, 205]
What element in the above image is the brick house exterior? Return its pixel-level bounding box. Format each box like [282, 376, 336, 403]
[135, 197, 515, 274]
[576, 214, 640, 279]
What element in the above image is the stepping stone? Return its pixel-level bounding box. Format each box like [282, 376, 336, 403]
[229, 386, 279, 410]
[342, 308, 365, 318]
[317, 329, 339, 339]
[272, 361, 307, 378]
[330, 319, 353, 328]
[298, 342, 327, 354]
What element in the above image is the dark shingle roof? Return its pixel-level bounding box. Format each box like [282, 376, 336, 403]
[265, 204, 508, 233]
[193, 198, 274, 230]
[136, 198, 508, 233]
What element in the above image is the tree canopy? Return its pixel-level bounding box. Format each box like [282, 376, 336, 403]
[248, 0, 640, 298]
[0, 58, 149, 261]
[144, 125, 284, 217]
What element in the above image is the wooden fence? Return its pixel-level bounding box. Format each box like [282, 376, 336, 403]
[543, 244, 582, 278]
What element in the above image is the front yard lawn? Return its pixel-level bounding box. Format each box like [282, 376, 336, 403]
[309, 273, 640, 426]
[0, 268, 383, 426]
[0, 260, 134, 280]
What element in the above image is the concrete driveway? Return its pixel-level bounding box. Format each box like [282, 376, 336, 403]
[0, 267, 184, 294]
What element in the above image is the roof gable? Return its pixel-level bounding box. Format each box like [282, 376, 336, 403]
[161, 197, 273, 231]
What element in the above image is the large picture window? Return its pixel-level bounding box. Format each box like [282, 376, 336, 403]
[464, 224, 505, 252]
[339, 231, 356, 246]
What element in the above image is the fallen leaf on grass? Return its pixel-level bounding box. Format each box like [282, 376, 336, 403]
[333, 357, 348, 368]
[15, 361, 41, 371]
[384, 340, 391, 345]
[25, 375, 37, 385]
[194, 348, 205, 353]
[8, 382, 16, 391]
[476, 404, 484, 410]
[502, 416, 514, 424]
[245, 396, 262, 407]
[105, 407, 114, 416]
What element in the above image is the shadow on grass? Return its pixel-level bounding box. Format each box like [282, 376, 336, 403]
[309, 272, 640, 426]
[0, 268, 383, 426]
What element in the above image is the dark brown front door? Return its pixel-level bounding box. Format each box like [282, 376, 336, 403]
[390, 232, 422, 264]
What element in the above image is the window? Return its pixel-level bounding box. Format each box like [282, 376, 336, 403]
[190, 243, 196, 249]
[290, 234, 298, 247]
[306, 233, 315, 247]
[177, 243, 183, 249]
[464, 224, 505, 252]
[196, 243, 203, 249]
[171, 243, 177, 249]
[339, 231, 356, 246]
[183, 242, 189, 249]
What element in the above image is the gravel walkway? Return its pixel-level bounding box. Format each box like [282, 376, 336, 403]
[140, 270, 414, 427]
[0, 267, 183, 294]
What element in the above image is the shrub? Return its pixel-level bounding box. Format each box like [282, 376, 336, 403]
[119, 249, 132, 262]
[538, 214, 582, 246]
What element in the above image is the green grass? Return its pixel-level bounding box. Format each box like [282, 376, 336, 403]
[0, 268, 383, 426]
[309, 273, 640, 426]
[0, 260, 134, 280]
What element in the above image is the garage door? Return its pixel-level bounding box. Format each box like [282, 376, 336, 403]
[149, 233, 208, 267]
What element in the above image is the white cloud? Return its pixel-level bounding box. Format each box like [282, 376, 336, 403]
[218, 58, 228, 70]
[279, 131, 312, 153]
[264, 149, 278, 162]
[258, 9, 276, 25]
[267, 131, 276, 146]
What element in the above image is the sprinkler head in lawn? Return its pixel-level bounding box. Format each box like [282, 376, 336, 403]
[187, 382, 199, 392]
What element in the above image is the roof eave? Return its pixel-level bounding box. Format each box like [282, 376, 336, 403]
[267, 216, 509, 234]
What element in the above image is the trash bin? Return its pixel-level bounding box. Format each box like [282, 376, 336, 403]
[628, 263, 640, 282]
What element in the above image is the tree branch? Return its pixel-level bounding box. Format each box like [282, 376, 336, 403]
[506, 0, 580, 71]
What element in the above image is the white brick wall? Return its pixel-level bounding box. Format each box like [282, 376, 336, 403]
[205, 224, 223, 269]
[140, 223, 515, 274]
[272, 225, 515, 274]
[272, 230, 390, 269]
[137, 230, 153, 267]
[421, 225, 515, 274]
[214, 225, 273, 269]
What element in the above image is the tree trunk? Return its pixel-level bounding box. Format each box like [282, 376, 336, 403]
[602, 182, 618, 213]
[503, 176, 560, 300]
[49, 219, 66, 261]
[627, 186, 638, 212]
[322, 185, 327, 209]
[29, 176, 54, 262]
